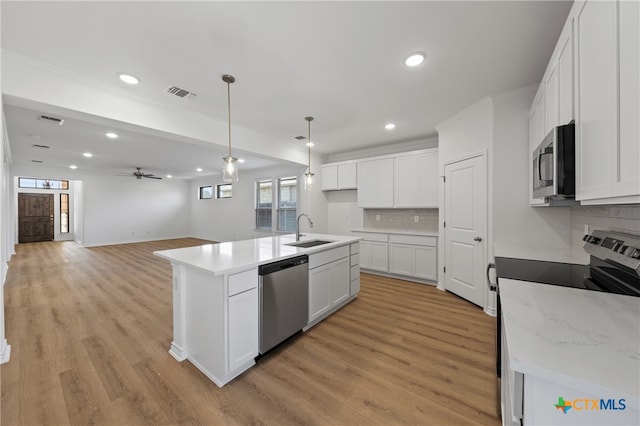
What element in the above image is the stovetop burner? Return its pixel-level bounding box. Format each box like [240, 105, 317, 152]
[494, 230, 640, 298]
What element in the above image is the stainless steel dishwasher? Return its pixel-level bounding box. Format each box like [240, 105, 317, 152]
[258, 255, 309, 354]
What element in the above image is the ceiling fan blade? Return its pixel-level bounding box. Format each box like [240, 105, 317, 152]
[145, 175, 162, 179]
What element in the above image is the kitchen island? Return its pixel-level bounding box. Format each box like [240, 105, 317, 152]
[154, 233, 361, 387]
[500, 279, 639, 425]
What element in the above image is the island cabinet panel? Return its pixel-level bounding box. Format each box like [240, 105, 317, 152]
[307, 247, 352, 326]
[228, 286, 258, 372]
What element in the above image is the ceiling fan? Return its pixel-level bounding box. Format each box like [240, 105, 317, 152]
[132, 167, 162, 180]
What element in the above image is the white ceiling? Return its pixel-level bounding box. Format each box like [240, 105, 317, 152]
[1, 1, 573, 179]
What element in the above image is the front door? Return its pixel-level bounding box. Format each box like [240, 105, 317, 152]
[18, 193, 54, 243]
[444, 154, 487, 307]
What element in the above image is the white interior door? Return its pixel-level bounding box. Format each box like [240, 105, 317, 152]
[444, 154, 487, 307]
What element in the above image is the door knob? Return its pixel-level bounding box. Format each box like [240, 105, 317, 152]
[474, 236, 483, 242]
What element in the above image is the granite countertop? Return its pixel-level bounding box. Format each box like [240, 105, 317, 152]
[154, 233, 361, 276]
[500, 278, 640, 409]
[352, 228, 439, 237]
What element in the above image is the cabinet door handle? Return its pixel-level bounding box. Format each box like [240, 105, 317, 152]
[473, 236, 483, 242]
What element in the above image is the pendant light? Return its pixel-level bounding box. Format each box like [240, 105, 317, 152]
[222, 74, 239, 182]
[304, 116, 314, 191]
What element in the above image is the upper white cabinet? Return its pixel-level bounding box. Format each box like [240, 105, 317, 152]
[320, 162, 357, 191]
[576, 0, 640, 204]
[357, 158, 394, 208]
[529, 86, 548, 206]
[394, 151, 438, 208]
[355, 148, 439, 208]
[556, 22, 574, 127]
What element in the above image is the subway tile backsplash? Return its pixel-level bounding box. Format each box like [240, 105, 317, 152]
[570, 205, 640, 253]
[363, 208, 439, 232]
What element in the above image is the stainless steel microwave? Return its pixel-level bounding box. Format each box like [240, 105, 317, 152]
[532, 122, 575, 200]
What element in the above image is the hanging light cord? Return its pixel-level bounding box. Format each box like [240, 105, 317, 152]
[305, 116, 313, 174]
[226, 79, 232, 158]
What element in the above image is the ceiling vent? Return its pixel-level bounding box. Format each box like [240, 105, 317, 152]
[39, 115, 64, 125]
[293, 136, 306, 141]
[167, 86, 197, 99]
[32, 144, 50, 149]
[31, 159, 44, 163]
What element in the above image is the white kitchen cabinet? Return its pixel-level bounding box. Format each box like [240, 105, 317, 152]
[359, 240, 389, 272]
[394, 151, 438, 208]
[227, 286, 258, 372]
[388, 234, 437, 282]
[576, 0, 640, 204]
[529, 86, 548, 206]
[357, 158, 394, 208]
[308, 245, 352, 324]
[349, 242, 360, 296]
[321, 162, 357, 191]
[308, 263, 332, 322]
[557, 20, 574, 127]
[544, 64, 559, 133]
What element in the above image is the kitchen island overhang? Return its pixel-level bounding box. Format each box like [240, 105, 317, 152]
[154, 233, 361, 387]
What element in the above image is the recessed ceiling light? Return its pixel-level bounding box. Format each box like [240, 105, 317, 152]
[385, 123, 396, 130]
[166, 174, 172, 179]
[105, 132, 118, 139]
[83, 152, 93, 158]
[306, 142, 315, 147]
[404, 52, 426, 67]
[196, 168, 203, 172]
[238, 158, 245, 163]
[69, 165, 78, 169]
[118, 73, 140, 85]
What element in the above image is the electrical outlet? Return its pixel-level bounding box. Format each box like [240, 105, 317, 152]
[376, 215, 380, 221]
[414, 215, 419, 222]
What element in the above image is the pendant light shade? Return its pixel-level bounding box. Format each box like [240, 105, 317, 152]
[222, 74, 239, 182]
[304, 116, 314, 191]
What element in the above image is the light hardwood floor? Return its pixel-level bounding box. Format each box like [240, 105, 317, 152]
[1, 239, 500, 425]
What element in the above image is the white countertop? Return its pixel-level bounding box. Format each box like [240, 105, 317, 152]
[154, 233, 361, 276]
[352, 228, 439, 237]
[500, 279, 640, 408]
[494, 242, 588, 264]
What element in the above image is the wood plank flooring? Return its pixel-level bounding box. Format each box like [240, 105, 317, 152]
[1, 239, 500, 425]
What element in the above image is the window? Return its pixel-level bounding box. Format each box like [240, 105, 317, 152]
[277, 177, 297, 232]
[216, 183, 232, 199]
[255, 180, 273, 230]
[60, 193, 69, 233]
[199, 185, 213, 199]
[19, 177, 68, 190]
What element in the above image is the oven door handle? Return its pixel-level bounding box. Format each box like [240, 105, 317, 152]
[487, 262, 497, 292]
[538, 147, 554, 185]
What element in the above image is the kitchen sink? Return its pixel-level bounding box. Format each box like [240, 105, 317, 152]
[285, 240, 333, 248]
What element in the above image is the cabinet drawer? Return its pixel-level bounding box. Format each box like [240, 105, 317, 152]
[353, 232, 388, 242]
[309, 246, 349, 269]
[389, 234, 436, 246]
[227, 268, 258, 296]
[350, 242, 360, 255]
[350, 253, 359, 266]
[350, 265, 360, 281]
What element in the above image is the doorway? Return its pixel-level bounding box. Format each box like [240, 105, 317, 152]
[18, 193, 54, 243]
[443, 153, 487, 307]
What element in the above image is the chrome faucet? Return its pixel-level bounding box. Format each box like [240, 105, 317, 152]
[296, 213, 313, 241]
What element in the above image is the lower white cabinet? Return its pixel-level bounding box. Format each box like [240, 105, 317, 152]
[308, 246, 351, 324]
[359, 236, 389, 272]
[389, 235, 437, 281]
[227, 286, 258, 372]
[350, 242, 360, 296]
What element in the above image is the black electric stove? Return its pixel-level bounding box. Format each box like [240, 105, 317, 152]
[492, 230, 640, 398]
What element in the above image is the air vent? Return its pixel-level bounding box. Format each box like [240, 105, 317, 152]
[293, 136, 306, 141]
[32, 144, 50, 149]
[31, 159, 44, 163]
[39, 115, 64, 125]
[167, 86, 197, 99]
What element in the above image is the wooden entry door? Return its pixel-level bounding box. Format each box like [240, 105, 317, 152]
[443, 154, 487, 307]
[18, 193, 54, 243]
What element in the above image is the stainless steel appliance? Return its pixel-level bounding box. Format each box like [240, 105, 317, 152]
[258, 255, 309, 354]
[532, 121, 575, 200]
[489, 230, 640, 418]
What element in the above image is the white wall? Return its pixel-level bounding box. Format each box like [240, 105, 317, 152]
[1, 108, 13, 363]
[492, 87, 571, 251]
[189, 162, 328, 242]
